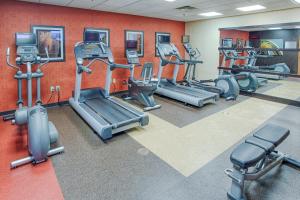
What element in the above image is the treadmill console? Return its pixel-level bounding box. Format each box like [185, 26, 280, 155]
[183, 43, 193, 55]
[157, 43, 179, 56]
[126, 50, 140, 64]
[15, 33, 39, 64]
[75, 30, 114, 63]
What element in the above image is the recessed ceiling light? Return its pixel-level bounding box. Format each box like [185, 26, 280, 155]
[165, 0, 176, 2]
[199, 12, 223, 17]
[291, 0, 300, 4]
[268, 27, 282, 30]
[236, 5, 266, 12]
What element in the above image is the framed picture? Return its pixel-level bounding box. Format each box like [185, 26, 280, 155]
[236, 38, 244, 52]
[260, 39, 283, 56]
[155, 32, 171, 56]
[125, 30, 144, 57]
[285, 41, 297, 49]
[31, 25, 65, 62]
[84, 27, 110, 46]
[236, 38, 244, 49]
[222, 38, 233, 48]
[182, 35, 190, 44]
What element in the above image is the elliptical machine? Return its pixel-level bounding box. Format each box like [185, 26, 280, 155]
[125, 41, 161, 111]
[183, 43, 239, 100]
[6, 32, 64, 168]
[220, 49, 259, 93]
[246, 49, 290, 80]
[230, 50, 268, 87]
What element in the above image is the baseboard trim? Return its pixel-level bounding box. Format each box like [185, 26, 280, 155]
[0, 100, 69, 117]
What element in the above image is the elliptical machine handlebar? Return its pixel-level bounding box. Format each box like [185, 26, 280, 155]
[6, 48, 20, 71]
[38, 48, 50, 70]
[189, 48, 201, 59]
[6, 47, 50, 71]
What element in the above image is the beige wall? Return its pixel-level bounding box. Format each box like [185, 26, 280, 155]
[186, 8, 300, 79]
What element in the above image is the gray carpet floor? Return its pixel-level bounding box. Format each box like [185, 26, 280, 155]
[48, 100, 300, 200]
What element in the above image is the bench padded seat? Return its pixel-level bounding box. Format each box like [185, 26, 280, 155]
[253, 124, 290, 147]
[245, 136, 275, 153]
[230, 143, 266, 169]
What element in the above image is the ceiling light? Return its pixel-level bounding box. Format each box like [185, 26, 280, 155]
[165, 0, 176, 2]
[291, 0, 300, 3]
[268, 27, 282, 30]
[236, 5, 266, 12]
[199, 12, 223, 17]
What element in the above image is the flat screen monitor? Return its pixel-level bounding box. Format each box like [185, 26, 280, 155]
[84, 31, 100, 43]
[15, 33, 36, 46]
[126, 40, 138, 49]
[158, 35, 170, 44]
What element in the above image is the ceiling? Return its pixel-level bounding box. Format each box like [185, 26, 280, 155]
[19, 0, 300, 22]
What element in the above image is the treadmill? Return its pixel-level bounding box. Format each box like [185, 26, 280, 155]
[69, 30, 148, 140]
[156, 42, 219, 107]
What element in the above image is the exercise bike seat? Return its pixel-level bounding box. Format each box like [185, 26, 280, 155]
[253, 124, 290, 147]
[230, 143, 266, 169]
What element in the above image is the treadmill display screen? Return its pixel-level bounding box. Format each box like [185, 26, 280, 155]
[84, 31, 100, 43]
[16, 33, 37, 46]
[158, 35, 170, 44]
[126, 40, 138, 49]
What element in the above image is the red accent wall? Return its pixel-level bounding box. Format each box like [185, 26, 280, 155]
[219, 30, 249, 66]
[0, 0, 185, 112]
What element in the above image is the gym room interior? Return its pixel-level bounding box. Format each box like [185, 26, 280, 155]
[0, 1, 300, 200]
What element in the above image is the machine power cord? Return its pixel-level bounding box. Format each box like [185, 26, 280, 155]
[47, 91, 55, 104]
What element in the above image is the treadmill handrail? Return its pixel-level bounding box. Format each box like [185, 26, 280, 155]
[164, 55, 183, 65]
[110, 63, 134, 70]
[85, 58, 110, 68]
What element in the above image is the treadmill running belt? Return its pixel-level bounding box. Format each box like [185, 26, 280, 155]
[160, 82, 216, 100]
[85, 98, 138, 125]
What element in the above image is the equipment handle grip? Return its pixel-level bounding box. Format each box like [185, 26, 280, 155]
[6, 47, 20, 71]
[81, 66, 92, 74]
[45, 47, 50, 60]
[38, 48, 50, 69]
[112, 63, 133, 69]
[7, 48, 10, 56]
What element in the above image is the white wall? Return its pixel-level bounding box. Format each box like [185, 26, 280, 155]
[186, 8, 300, 79]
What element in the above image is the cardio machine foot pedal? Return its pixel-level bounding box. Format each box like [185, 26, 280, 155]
[143, 104, 161, 112]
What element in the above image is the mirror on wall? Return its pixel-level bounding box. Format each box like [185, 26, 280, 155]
[218, 22, 300, 105]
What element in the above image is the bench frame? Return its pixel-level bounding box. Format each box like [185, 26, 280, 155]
[225, 126, 300, 200]
[225, 151, 288, 200]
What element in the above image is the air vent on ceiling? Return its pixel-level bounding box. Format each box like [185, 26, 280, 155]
[176, 6, 197, 11]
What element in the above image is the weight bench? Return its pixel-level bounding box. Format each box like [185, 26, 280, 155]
[225, 124, 300, 200]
